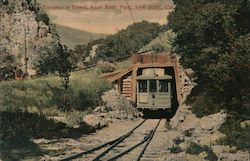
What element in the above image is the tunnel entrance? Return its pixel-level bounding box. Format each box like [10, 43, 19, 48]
[102, 52, 181, 119]
[139, 67, 179, 119]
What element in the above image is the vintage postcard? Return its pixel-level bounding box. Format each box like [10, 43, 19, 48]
[0, 0, 249, 160]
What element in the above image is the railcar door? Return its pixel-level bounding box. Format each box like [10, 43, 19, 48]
[148, 79, 157, 108]
[155, 79, 171, 109]
[147, 79, 171, 109]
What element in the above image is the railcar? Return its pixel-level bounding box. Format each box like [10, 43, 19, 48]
[136, 74, 172, 111]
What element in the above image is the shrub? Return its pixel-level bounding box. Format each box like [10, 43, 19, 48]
[186, 142, 205, 155]
[96, 60, 116, 73]
[168, 145, 183, 154]
[0, 54, 16, 81]
[173, 137, 184, 145]
[186, 142, 218, 161]
[65, 111, 86, 127]
[218, 116, 250, 151]
[35, 10, 49, 25]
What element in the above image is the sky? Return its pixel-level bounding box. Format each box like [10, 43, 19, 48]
[37, 0, 174, 34]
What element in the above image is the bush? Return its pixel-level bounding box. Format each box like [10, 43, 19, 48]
[35, 10, 49, 25]
[186, 142, 205, 155]
[173, 137, 184, 145]
[168, 145, 183, 154]
[0, 54, 16, 81]
[65, 111, 86, 127]
[218, 116, 250, 151]
[186, 142, 218, 161]
[96, 60, 116, 73]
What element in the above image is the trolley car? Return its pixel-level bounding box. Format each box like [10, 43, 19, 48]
[136, 74, 172, 110]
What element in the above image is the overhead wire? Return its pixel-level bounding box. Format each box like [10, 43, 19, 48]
[124, 0, 136, 23]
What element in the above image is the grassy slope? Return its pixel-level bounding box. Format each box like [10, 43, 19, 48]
[0, 70, 112, 114]
[140, 29, 176, 53]
[56, 24, 107, 48]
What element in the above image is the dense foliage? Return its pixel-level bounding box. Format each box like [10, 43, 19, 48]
[70, 38, 104, 65]
[169, 0, 250, 150]
[95, 21, 164, 61]
[169, 0, 250, 117]
[22, 0, 50, 25]
[0, 54, 16, 81]
[33, 43, 75, 77]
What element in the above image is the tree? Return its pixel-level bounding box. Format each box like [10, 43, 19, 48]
[0, 53, 16, 81]
[95, 21, 164, 61]
[168, 0, 250, 116]
[34, 43, 75, 77]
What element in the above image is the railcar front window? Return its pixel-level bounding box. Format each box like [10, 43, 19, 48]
[149, 80, 157, 92]
[139, 80, 147, 92]
[159, 80, 168, 92]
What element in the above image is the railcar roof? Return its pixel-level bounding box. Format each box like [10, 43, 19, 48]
[136, 75, 172, 80]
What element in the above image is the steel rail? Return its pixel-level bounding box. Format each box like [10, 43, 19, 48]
[107, 130, 153, 161]
[92, 119, 146, 161]
[60, 119, 146, 161]
[105, 119, 161, 161]
[136, 119, 161, 161]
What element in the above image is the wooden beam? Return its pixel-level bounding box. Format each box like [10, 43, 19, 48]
[131, 66, 138, 103]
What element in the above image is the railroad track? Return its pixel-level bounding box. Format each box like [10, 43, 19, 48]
[60, 119, 162, 161]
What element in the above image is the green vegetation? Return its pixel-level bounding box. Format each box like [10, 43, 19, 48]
[0, 71, 112, 113]
[169, 0, 250, 151]
[95, 21, 164, 61]
[140, 29, 176, 53]
[70, 38, 104, 66]
[173, 137, 184, 145]
[69, 21, 165, 67]
[218, 116, 250, 151]
[168, 145, 183, 154]
[33, 43, 75, 77]
[186, 142, 218, 161]
[0, 70, 111, 139]
[96, 60, 116, 73]
[35, 10, 49, 26]
[115, 57, 132, 70]
[0, 111, 95, 140]
[0, 54, 16, 81]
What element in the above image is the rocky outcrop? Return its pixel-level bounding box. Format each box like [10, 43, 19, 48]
[0, 0, 59, 73]
[166, 57, 250, 160]
[83, 89, 142, 130]
[101, 89, 141, 118]
[167, 104, 250, 161]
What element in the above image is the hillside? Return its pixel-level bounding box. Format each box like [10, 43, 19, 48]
[56, 25, 107, 49]
[0, 0, 60, 73]
[140, 29, 176, 52]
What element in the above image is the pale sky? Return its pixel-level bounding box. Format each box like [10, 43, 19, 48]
[37, 0, 174, 34]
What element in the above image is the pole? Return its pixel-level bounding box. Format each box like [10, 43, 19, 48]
[24, 21, 29, 77]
